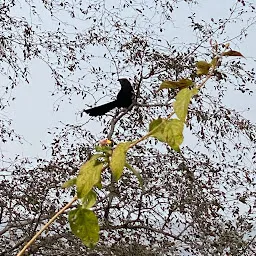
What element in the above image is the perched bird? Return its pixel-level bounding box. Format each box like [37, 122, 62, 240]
[84, 78, 134, 116]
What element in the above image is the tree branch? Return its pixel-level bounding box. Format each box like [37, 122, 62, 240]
[17, 196, 78, 256]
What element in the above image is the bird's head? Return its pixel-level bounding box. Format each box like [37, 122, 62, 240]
[118, 78, 130, 87]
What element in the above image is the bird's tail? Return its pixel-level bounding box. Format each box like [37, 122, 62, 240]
[85, 100, 118, 116]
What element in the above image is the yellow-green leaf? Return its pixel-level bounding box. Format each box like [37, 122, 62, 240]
[196, 61, 211, 75]
[173, 88, 198, 122]
[158, 79, 193, 91]
[164, 119, 184, 151]
[110, 142, 131, 181]
[149, 117, 163, 131]
[76, 155, 104, 198]
[210, 57, 218, 67]
[95, 180, 102, 189]
[149, 118, 166, 142]
[223, 50, 244, 57]
[177, 79, 193, 88]
[62, 178, 77, 189]
[69, 207, 99, 248]
[149, 118, 184, 152]
[95, 145, 112, 155]
[82, 190, 97, 209]
[125, 162, 144, 188]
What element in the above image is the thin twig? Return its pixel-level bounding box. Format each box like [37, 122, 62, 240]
[107, 103, 135, 140]
[135, 102, 171, 107]
[16, 196, 78, 256]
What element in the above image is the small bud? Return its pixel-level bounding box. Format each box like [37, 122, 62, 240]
[99, 139, 112, 146]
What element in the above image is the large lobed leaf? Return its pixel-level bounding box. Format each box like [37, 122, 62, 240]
[149, 118, 184, 152]
[76, 154, 104, 198]
[173, 87, 198, 122]
[110, 142, 131, 181]
[158, 78, 193, 91]
[196, 61, 211, 75]
[69, 206, 99, 248]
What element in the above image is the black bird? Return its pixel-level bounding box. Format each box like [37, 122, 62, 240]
[85, 78, 134, 116]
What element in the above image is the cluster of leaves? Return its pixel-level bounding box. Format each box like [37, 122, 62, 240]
[62, 47, 247, 248]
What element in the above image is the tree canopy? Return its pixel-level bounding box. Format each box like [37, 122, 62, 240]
[0, 1, 256, 255]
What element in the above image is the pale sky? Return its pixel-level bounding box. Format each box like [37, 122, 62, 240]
[1, 0, 255, 162]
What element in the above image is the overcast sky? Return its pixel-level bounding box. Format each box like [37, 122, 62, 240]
[1, 0, 255, 163]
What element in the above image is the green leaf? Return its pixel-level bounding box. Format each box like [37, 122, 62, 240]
[82, 190, 97, 209]
[210, 57, 218, 67]
[149, 118, 165, 142]
[164, 119, 184, 151]
[196, 61, 211, 75]
[95, 145, 112, 155]
[62, 178, 77, 189]
[149, 118, 184, 152]
[95, 181, 103, 189]
[110, 142, 131, 181]
[125, 162, 144, 188]
[149, 117, 163, 131]
[69, 207, 99, 248]
[76, 155, 104, 198]
[158, 79, 193, 91]
[173, 88, 198, 122]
